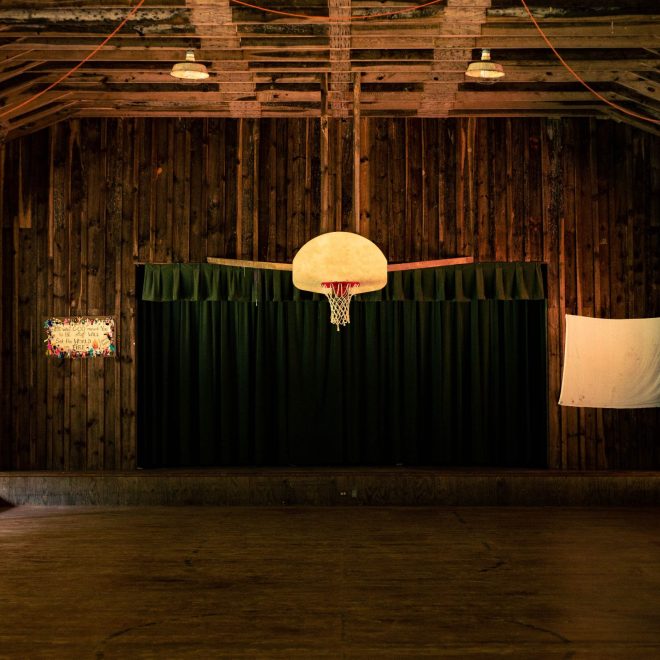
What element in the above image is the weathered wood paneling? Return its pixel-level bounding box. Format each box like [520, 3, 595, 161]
[0, 117, 658, 470]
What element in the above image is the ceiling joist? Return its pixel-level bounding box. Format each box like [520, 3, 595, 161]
[0, 0, 658, 139]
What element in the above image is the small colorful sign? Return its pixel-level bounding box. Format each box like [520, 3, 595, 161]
[44, 317, 116, 359]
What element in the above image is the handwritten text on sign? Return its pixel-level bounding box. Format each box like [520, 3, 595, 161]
[45, 317, 116, 359]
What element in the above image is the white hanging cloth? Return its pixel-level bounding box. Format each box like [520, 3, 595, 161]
[559, 314, 660, 409]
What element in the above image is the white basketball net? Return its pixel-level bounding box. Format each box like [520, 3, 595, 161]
[322, 281, 359, 331]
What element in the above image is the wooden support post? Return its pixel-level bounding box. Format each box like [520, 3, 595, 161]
[320, 73, 329, 234]
[252, 120, 260, 261]
[353, 72, 361, 234]
[236, 118, 244, 258]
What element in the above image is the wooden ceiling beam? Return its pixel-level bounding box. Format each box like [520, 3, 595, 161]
[0, 0, 657, 128]
[1, 36, 658, 60]
[614, 74, 660, 103]
[0, 0, 647, 9]
[607, 89, 660, 118]
[0, 75, 51, 106]
[0, 60, 42, 83]
[3, 23, 658, 42]
[326, 0, 351, 116]
[481, 21, 660, 38]
[600, 107, 660, 136]
[69, 106, 599, 118]
[1, 88, 619, 104]
[0, 1, 654, 20]
[488, 3, 659, 20]
[8, 60, 656, 76]
[4, 101, 77, 136]
[420, 0, 489, 114]
[0, 28, 440, 39]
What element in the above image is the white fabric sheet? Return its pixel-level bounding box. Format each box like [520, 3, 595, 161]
[559, 314, 660, 409]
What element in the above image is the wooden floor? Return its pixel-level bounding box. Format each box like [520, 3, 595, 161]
[1, 506, 660, 658]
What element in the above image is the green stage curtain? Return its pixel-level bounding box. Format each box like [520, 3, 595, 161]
[138, 263, 547, 468]
[142, 262, 545, 303]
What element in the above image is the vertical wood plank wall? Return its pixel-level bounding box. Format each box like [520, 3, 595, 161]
[1, 117, 658, 470]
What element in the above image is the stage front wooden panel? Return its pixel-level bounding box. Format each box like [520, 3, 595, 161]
[0, 117, 658, 470]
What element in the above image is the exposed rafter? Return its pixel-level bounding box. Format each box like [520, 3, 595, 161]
[0, 0, 658, 138]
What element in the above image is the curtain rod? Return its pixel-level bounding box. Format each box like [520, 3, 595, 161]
[205, 256, 475, 271]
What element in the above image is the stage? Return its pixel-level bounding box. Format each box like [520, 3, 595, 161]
[1, 469, 660, 506]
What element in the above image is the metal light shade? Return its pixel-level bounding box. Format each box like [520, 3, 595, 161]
[465, 49, 505, 80]
[170, 50, 209, 80]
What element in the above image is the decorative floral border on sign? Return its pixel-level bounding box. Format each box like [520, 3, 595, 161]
[44, 317, 116, 359]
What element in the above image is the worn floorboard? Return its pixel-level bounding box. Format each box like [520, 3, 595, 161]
[1, 506, 659, 658]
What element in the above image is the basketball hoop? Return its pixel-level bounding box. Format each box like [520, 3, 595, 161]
[322, 281, 360, 330]
[293, 232, 387, 331]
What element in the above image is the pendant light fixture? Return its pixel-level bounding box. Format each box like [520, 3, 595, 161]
[465, 49, 505, 80]
[170, 50, 209, 80]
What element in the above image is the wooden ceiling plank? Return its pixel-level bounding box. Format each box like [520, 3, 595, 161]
[4, 105, 77, 141]
[15, 59, 658, 76]
[421, 0, 491, 113]
[0, 60, 42, 84]
[0, 33, 658, 60]
[607, 89, 660, 116]
[190, 0, 261, 116]
[600, 107, 660, 136]
[327, 0, 352, 116]
[615, 74, 660, 103]
[0, 48, 35, 70]
[0, 0, 656, 127]
[481, 21, 660, 38]
[0, 75, 51, 103]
